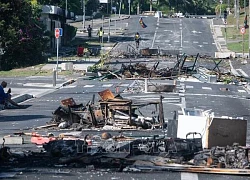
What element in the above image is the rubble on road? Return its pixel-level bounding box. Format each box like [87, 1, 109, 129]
[86, 53, 248, 85]
[1, 132, 250, 175]
[45, 89, 166, 131]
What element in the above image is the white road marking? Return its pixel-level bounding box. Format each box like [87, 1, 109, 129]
[63, 85, 76, 88]
[152, 31, 157, 48]
[236, 69, 249, 77]
[238, 89, 246, 93]
[165, 40, 170, 42]
[202, 87, 212, 90]
[193, 41, 199, 44]
[181, 172, 198, 180]
[102, 84, 113, 87]
[174, 40, 180, 43]
[203, 42, 209, 44]
[183, 41, 189, 43]
[22, 83, 54, 88]
[84, 85, 95, 88]
[155, 40, 161, 43]
[164, 30, 172, 32]
[185, 85, 194, 89]
[119, 84, 130, 87]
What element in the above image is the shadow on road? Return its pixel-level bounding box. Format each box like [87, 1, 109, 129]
[0, 114, 49, 122]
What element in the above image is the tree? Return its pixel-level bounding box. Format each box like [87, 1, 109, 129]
[0, 0, 49, 70]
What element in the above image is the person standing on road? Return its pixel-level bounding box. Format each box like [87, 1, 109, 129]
[97, 27, 104, 43]
[134, 32, 141, 49]
[0, 81, 19, 109]
[87, 25, 92, 38]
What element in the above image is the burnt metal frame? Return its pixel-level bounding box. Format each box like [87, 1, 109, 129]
[212, 59, 222, 72]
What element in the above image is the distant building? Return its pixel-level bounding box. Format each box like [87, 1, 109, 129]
[40, 5, 75, 49]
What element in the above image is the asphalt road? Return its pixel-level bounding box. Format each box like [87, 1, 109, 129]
[3, 168, 250, 180]
[111, 16, 217, 57]
[1, 74, 250, 179]
[0, 16, 250, 179]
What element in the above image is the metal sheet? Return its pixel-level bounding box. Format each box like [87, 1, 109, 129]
[98, 89, 115, 101]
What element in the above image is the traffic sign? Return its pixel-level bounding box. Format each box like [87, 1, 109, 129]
[55, 28, 63, 39]
[59, 28, 63, 36]
[240, 27, 246, 34]
[55, 28, 60, 39]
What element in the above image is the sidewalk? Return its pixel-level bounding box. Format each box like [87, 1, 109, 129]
[2, 75, 77, 107]
[70, 15, 130, 34]
[211, 19, 236, 58]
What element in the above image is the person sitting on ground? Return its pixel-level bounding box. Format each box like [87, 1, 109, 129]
[0, 81, 20, 109]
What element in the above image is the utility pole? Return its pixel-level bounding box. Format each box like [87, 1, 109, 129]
[236, 0, 239, 29]
[82, 0, 85, 30]
[102, 15, 104, 47]
[249, 0, 250, 57]
[115, 9, 117, 34]
[220, 0, 222, 18]
[111, 0, 113, 14]
[108, 18, 110, 43]
[128, 0, 131, 16]
[65, 0, 67, 18]
[234, 0, 237, 18]
[137, 3, 139, 15]
[119, 0, 121, 18]
[150, 0, 152, 12]
[244, 0, 246, 15]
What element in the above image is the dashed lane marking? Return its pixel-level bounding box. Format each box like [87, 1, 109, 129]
[102, 84, 113, 87]
[238, 89, 246, 93]
[84, 85, 95, 88]
[202, 87, 212, 90]
[185, 85, 194, 89]
[22, 83, 54, 88]
[62, 85, 76, 88]
[193, 41, 199, 44]
[118, 84, 130, 87]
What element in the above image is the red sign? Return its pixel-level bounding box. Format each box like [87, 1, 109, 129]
[55, 28, 60, 39]
[240, 27, 246, 34]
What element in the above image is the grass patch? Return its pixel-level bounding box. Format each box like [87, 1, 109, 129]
[0, 64, 74, 77]
[227, 41, 249, 53]
[223, 8, 250, 52]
